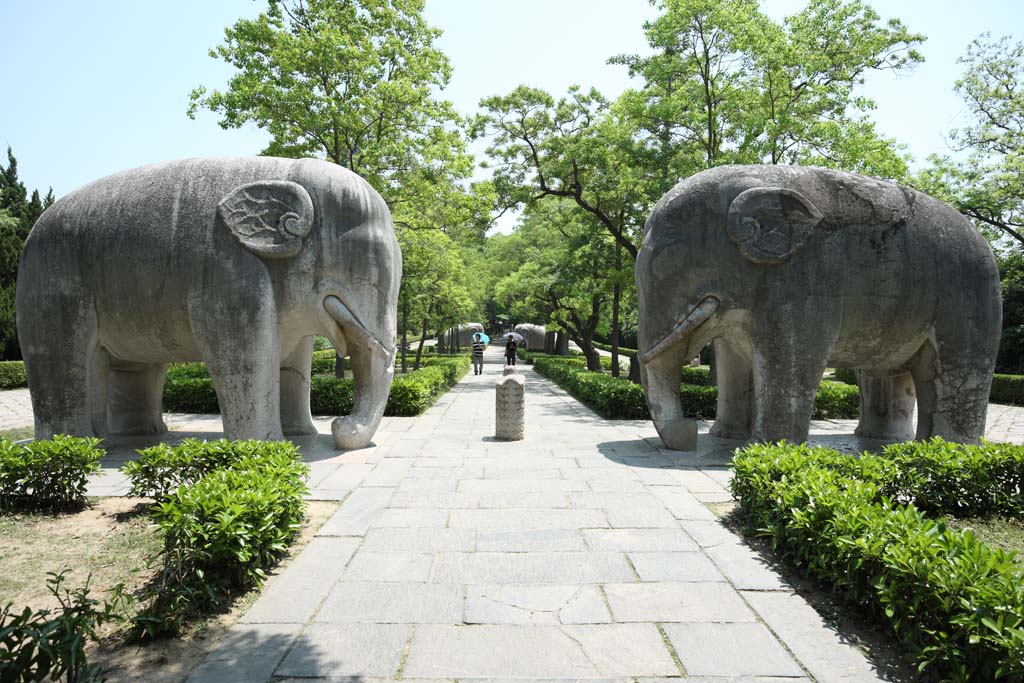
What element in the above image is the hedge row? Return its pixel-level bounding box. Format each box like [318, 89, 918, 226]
[526, 353, 859, 421]
[0, 436, 104, 511]
[126, 439, 308, 636]
[162, 354, 469, 417]
[732, 440, 1024, 681]
[0, 361, 27, 390]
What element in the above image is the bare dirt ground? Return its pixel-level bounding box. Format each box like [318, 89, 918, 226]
[1, 497, 338, 683]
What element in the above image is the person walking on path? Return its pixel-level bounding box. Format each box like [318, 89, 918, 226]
[471, 333, 487, 375]
[505, 334, 518, 366]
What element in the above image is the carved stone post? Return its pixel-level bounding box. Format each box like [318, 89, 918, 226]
[495, 370, 525, 441]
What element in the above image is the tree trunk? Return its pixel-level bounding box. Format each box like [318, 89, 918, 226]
[556, 331, 569, 356]
[414, 314, 430, 371]
[400, 293, 409, 374]
[334, 354, 346, 378]
[577, 335, 603, 372]
[611, 248, 622, 378]
[544, 330, 556, 354]
[628, 354, 641, 384]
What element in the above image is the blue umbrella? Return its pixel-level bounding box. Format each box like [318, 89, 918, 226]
[473, 332, 490, 344]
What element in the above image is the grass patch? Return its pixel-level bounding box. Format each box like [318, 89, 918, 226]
[0, 426, 33, 441]
[947, 516, 1024, 565]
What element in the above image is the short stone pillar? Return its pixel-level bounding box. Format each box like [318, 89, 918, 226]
[495, 372, 525, 441]
[502, 365, 517, 376]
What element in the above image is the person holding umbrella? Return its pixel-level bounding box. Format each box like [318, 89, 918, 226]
[471, 332, 489, 375]
[505, 333, 518, 367]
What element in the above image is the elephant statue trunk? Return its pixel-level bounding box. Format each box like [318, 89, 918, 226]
[322, 295, 395, 449]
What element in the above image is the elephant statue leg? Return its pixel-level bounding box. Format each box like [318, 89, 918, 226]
[189, 283, 284, 442]
[107, 360, 169, 436]
[709, 338, 753, 439]
[751, 305, 838, 443]
[910, 329, 996, 445]
[20, 278, 110, 439]
[280, 335, 317, 436]
[854, 370, 915, 441]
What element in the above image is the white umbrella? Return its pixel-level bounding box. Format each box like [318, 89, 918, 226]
[503, 332, 525, 345]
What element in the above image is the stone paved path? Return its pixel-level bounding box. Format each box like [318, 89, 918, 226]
[5, 352, 1024, 681]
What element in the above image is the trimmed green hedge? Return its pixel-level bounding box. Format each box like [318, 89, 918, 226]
[527, 352, 858, 421]
[992, 374, 1024, 406]
[162, 354, 469, 417]
[732, 439, 1024, 681]
[134, 440, 308, 637]
[0, 436, 104, 511]
[0, 361, 27, 389]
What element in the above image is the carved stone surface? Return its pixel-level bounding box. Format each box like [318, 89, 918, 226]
[443, 323, 485, 348]
[637, 164, 1001, 451]
[514, 323, 546, 351]
[495, 374, 525, 441]
[17, 157, 402, 449]
[503, 365, 518, 377]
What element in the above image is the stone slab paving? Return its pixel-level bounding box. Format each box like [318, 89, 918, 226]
[5, 351, 1024, 680]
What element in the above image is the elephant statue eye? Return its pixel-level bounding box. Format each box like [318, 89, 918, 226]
[281, 213, 304, 237]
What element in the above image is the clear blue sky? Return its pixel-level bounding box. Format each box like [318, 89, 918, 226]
[2, 0, 1023, 202]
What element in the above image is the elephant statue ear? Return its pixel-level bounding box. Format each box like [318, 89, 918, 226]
[218, 180, 315, 259]
[726, 186, 824, 264]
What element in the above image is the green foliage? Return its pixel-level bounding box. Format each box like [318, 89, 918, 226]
[133, 441, 308, 637]
[0, 570, 125, 683]
[813, 380, 861, 419]
[680, 366, 711, 386]
[992, 374, 1024, 406]
[916, 34, 1024, 248]
[387, 354, 470, 416]
[732, 440, 1024, 680]
[0, 359, 27, 388]
[832, 367, 858, 385]
[123, 438, 300, 500]
[613, 0, 921, 179]
[0, 436, 104, 511]
[1, 149, 54, 361]
[532, 355, 648, 419]
[593, 341, 638, 357]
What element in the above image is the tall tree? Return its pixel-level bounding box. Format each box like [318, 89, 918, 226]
[916, 34, 1024, 248]
[0, 148, 53, 360]
[190, 0, 485, 365]
[493, 200, 620, 371]
[612, 0, 923, 180]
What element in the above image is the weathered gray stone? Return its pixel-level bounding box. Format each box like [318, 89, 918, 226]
[662, 623, 803, 677]
[705, 539, 790, 591]
[604, 582, 755, 622]
[514, 323, 547, 350]
[360, 527, 475, 552]
[275, 623, 410, 678]
[464, 585, 612, 624]
[742, 590, 890, 682]
[475, 528, 588, 552]
[449, 508, 607, 530]
[369, 507, 449, 528]
[636, 165, 1001, 450]
[582, 528, 697, 552]
[628, 551, 725, 582]
[431, 552, 635, 584]
[317, 487, 394, 536]
[342, 551, 434, 582]
[186, 622, 299, 683]
[496, 373, 525, 440]
[403, 624, 679, 678]
[18, 157, 401, 449]
[442, 322, 484, 348]
[241, 537, 360, 623]
[315, 582, 463, 623]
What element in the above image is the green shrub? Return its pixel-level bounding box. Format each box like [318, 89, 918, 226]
[310, 375, 355, 414]
[0, 436, 104, 511]
[732, 441, 1024, 681]
[992, 374, 1024, 406]
[680, 366, 711, 386]
[532, 355, 648, 419]
[0, 360, 27, 389]
[812, 380, 861, 419]
[0, 570, 125, 683]
[832, 367, 858, 385]
[123, 438, 301, 500]
[162, 376, 220, 413]
[134, 441, 308, 636]
[593, 341, 639, 356]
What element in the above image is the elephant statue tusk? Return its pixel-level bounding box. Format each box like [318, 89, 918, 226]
[640, 296, 719, 366]
[323, 295, 393, 363]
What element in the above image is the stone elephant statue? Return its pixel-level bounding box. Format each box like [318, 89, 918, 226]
[514, 323, 546, 350]
[442, 323, 484, 348]
[17, 157, 402, 449]
[637, 165, 1001, 451]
